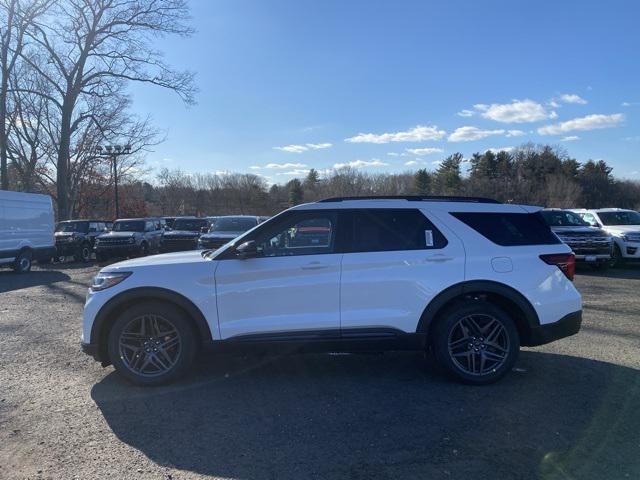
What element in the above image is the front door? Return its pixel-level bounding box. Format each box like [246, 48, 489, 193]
[215, 210, 342, 339]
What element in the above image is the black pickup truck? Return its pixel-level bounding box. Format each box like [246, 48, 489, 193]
[159, 217, 210, 252]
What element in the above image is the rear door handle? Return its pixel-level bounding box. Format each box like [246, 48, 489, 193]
[425, 254, 454, 263]
[301, 262, 329, 270]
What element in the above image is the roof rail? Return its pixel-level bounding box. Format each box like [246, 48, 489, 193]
[318, 195, 501, 204]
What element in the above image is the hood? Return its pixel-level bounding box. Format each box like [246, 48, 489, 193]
[200, 231, 243, 240]
[603, 225, 640, 236]
[105, 250, 207, 270]
[97, 231, 137, 239]
[551, 226, 607, 235]
[55, 231, 77, 238]
[163, 230, 201, 237]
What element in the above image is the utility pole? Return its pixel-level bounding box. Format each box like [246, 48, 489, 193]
[95, 144, 131, 219]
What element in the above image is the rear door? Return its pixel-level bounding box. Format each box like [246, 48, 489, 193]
[339, 208, 465, 334]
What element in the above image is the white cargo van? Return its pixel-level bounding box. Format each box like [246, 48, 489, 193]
[0, 190, 56, 273]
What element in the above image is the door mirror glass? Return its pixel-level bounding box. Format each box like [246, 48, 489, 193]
[235, 240, 258, 259]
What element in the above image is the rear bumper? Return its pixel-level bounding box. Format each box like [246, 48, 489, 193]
[525, 311, 582, 346]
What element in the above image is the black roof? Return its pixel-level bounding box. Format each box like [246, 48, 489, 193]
[318, 195, 500, 204]
[57, 219, 109, 223]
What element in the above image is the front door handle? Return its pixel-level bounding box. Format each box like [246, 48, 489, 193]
[425, 254, 454, 263]
[301, 262, 329, 270]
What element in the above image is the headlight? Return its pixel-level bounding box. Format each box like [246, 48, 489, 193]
[90, 271, 132, 291]
[621, 233, 640, 243]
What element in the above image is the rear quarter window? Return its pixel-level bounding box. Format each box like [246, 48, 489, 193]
[451, 211, 561, 246]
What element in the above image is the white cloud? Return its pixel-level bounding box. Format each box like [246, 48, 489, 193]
[249, 165, 261, 170]
[273, 142, 331, 153]
[387, 152, 403, 157]
[561, 135, 580, 142]
[457, 109, 475, 117]
[486, 147, 515, 154]
[276, 169, 311, 177]
[505, 129, 526, 137]
[538, 113, 624, 135]
[448, 126, 505, 142]
[404, 160, 419, 166]
[478, 99, 556, 123]
[622, 101, 639, 107]
[306, 142, 332, 150]
[274, 144, 308, 153]
[559, 94, 587, 105]
[406, 147, 444, 155]
[344, 125, 446, 144]
[333, 159, 389, 169]
[257, 162, 308, 169]
[548, 100, 560, 108]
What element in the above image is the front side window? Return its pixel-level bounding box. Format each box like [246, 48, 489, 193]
[254, 212, 337, 257]
[580, 213, 599, 226]
[348, 209, 448, 253]
[598, 211, 640, 226]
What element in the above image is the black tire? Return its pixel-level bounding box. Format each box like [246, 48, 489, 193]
[610, 244, 624, 268]
[432, 301, 519, 385]
[74, 243, 92, 263]
[107, 302, 197, 386]
[13, 249, 33, 273]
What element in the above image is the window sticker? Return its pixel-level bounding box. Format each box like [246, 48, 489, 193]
[425, 230, 434, 247]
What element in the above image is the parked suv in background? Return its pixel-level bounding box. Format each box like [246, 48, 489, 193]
[541, 209, 612, 269]
[82, 196, 582, 386]
[160, 217, 210, 252]
[94, 218, 163, 261]
[571, 208, 640, 266]
[197, 215, 264, 250]
[55, 220, 109, 262]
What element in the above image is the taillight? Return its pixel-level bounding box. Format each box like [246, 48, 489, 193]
[540, 253, 575, 281]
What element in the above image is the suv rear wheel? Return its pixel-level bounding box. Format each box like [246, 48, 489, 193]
[107, 302, 197, 386]
[432, 301, 519, 385]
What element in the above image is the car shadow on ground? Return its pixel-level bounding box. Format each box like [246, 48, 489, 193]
[91, 351, 640, 480]
[0, 269, 71, 293]
[576, 263, 640, 279]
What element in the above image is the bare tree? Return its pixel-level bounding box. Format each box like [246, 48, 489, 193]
[0, 0, 50, 189]
[21, 0, 195, 218]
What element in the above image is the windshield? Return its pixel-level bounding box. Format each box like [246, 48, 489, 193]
[598, 211, 640, 226]
[56, 221, 89, 233]
[541, 211, 589, 227]
[112, 220, 145, 232]
[173, 218, 208, 231]
[211, 217, 257, 232]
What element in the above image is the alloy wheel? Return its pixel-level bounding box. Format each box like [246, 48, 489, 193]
[447, 314, 510, 376]
[118, 314, 182, 377]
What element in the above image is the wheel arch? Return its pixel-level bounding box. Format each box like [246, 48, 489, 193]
[91, 287, 214, 364]
[417, 280, 540, 346]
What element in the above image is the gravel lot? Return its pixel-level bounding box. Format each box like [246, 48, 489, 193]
[1, 263, 639, 480]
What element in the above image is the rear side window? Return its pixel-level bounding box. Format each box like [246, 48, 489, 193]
[348, 209, 448, 253]
[451, 212, 561, 246]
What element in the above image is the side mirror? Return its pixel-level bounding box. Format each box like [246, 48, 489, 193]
[235, 240, 258, 259]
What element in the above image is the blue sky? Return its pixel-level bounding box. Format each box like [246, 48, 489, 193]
[129, 0, 640, 183]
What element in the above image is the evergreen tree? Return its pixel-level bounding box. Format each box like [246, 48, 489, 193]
[413, 169, 431, 194]
[288, 178, 304, 206]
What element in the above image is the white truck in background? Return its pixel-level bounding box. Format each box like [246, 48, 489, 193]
[0, 190, 56, 273]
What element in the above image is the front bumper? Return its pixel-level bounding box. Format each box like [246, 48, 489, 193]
[95, 244, 141, 257]
[160, 239, 198, 252]
[56, 242, 81, 256]
[526, 311, 582, 346]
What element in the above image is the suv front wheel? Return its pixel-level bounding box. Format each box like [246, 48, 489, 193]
[432, 301, 519, 385]
[107, 302, 197, 386]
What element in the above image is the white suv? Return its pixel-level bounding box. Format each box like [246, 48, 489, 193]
[571, 208, 640, 266]
[81, 196, 582, 386]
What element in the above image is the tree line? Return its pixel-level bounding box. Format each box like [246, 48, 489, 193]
[0, 0, 194, 219]
[62, 144, 639, 220]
